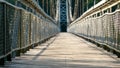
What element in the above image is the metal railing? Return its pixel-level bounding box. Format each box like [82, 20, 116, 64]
[0, 1, 60, 65]
[68, 1, 120, 58]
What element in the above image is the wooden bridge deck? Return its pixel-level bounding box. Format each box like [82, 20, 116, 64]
[1, 33, 120, 68]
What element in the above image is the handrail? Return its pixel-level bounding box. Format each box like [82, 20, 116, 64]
[0, 1, 60, 62]
[26, 0, 57, 24]
[68, 5, 120, 58]
[69, 0, 120, 26]
[0, 0, 57, 25]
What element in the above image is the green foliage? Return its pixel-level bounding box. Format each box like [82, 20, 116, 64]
[96, 0, 101, 4]
[88, 0, 94, 9]
[5, 0, 17, 5]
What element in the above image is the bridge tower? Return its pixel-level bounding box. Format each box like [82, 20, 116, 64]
[59, 0, 67, 32]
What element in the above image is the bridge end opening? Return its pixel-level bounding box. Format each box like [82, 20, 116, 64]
[60, 22, 67, 32]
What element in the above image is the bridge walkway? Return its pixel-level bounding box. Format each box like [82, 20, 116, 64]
[2, 33, 120, 68]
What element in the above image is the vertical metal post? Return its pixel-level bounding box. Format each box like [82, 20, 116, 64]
[4, 3, 6, 61]
[5, 5, 11, 61]
[16, 10, 21, 56]
[0, 3, 5, 66]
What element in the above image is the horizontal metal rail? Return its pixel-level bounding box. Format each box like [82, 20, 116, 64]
[68, 9, 120, 58]
[68, 0, 120, 58]
[0, 1, 60, 65]
[0, 0, 57, 25]
[69, 0, 120, 26]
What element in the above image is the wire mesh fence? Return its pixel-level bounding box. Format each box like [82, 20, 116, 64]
[68, 10, 120, 57]
[0, 2, 60, 65]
